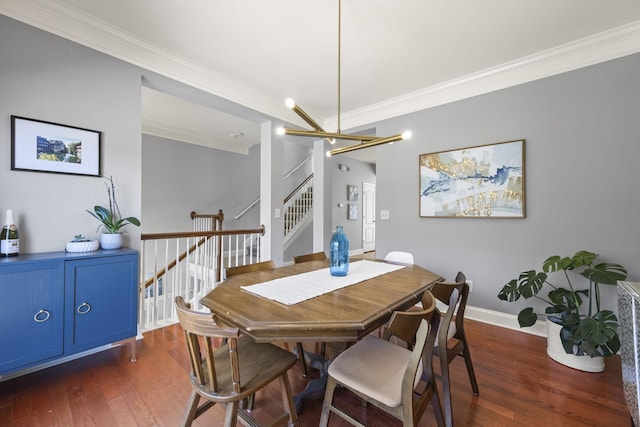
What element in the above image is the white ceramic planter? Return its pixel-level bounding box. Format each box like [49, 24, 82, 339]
[100, 233, 123, 250]
[546, 319, 604, 372]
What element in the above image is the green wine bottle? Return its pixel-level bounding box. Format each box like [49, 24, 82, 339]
[1, 209, 19, 257]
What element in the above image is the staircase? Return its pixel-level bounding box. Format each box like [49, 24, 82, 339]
[283, 175, 313, 249]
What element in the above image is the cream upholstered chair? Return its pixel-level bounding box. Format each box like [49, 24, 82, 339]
[429, 272, 479, 427]
[319, 291, 444, 427]
[174, 296, 299, 427]
[384, 251, 415, 265]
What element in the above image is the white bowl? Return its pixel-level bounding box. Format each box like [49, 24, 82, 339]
[65, 240, 99, 253]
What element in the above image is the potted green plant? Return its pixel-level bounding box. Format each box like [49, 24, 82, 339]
[87, 176, 140, 249]
[497, 250, 627, 372]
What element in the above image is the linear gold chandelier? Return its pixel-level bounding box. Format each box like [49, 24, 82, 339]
[276, 0, 412, 157]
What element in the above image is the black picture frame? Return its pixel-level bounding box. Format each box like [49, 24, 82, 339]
[11, 115, 101, 177]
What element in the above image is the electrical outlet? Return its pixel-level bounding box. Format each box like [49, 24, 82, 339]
[467, 280, 473, 292]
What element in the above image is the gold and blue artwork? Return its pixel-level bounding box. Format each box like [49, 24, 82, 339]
[419, 139, 525, 218]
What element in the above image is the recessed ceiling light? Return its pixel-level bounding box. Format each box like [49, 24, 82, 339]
[229, 132, 245, 138]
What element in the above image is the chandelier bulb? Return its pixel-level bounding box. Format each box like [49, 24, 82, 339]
[402, 130, 413, 140]
[276, 127, 286, 136]
[285, 98, 296, 109]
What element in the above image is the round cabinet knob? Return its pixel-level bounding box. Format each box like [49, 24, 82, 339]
[77, 302, 92, 315]
[33, 309, 51, 323]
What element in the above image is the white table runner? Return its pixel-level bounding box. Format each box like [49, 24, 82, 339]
[240, 260, 405, 306]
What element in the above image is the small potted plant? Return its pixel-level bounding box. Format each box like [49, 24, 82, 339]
[87, 176, 141, 249]
[497, 250, 627, 372]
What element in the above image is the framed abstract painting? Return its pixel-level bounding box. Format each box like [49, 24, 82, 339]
[419, 139, 525, 218]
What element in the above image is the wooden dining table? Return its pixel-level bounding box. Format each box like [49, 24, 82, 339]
[201, 259, 442, 343]
[201, 258, 443, 412]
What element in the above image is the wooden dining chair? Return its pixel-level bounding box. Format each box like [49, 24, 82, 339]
[174, 296, 299, 427]
[292, 250, 328, 375]
[293, 251, 327, 264]
[429, 271, 479, 427]
[224, 259, 275, 278]
[226, 259, 311, 378]
[319, 291, 445, 427]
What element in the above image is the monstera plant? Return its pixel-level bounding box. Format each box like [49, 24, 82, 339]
[497, 250, 627, 358]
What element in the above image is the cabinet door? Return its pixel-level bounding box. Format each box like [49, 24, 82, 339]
[65, 253, 138, 354]
[0, 261, 64, 374]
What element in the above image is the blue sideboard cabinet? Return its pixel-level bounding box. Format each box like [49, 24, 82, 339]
[0, 248, 138, 378]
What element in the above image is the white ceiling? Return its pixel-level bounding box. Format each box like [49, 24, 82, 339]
[2, 0, 640, 162]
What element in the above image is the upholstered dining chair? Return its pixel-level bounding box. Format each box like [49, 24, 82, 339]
[429, 272, 479, 427]
[379, 250, 415, 337]
[174, 296, 299, 427]
[319, 291, 445, 427]
[292, 251, 328, 376]
[384, 251, 415, 265]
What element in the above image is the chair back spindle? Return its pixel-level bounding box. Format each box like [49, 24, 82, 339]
[174, 296, 299, 426]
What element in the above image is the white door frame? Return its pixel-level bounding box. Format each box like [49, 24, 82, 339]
[362, 182, 376, 252]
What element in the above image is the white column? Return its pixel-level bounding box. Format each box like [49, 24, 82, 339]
[260, 121, 284, 265]
[313, 139, 327, 253]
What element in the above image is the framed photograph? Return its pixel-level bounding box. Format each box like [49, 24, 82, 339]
[348, 203, 358, 220]
[419, 139, 525, 218]
[347, 185, 359, 201]
[11, 115, 101, 176]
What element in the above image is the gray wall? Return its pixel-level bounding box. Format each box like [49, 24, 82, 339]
[0, 15, 142, 252]
[329, 156, 376, 253]
[373, 53, 640, 317]
[4, 13, 639, 322]
[283, 153, 376, 262]
[142, 134, 260, 232]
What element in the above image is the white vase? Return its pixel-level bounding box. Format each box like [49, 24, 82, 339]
[546, 319, 604, 372]
[100, 233, 123, 250]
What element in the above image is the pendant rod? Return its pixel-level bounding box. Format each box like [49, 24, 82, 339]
[337, 0, 341, 133]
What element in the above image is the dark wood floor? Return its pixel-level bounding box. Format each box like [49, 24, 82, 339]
[0, 318, 630, 426]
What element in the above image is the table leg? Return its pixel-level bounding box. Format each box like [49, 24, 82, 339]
[293, 350, 329, 413]
[292, 342, 350, 413]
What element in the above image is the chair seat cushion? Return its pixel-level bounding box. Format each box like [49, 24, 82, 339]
[327, 335, 413, 408]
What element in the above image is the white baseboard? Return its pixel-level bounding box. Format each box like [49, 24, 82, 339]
[466, 305, 547, 337]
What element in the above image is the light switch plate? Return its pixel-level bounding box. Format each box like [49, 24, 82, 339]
[380, 210, 390, 220]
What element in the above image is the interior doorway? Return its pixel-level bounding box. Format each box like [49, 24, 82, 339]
[362, 182, 376, 252]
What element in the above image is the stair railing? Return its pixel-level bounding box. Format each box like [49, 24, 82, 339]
[139, 215, 265, 332]
[284, 174, 314, 244]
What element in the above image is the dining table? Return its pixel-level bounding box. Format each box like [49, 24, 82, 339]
[200, 258, 443, 412]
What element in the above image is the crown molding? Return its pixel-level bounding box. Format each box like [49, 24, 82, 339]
[325, 20, 640, 131]
[3, 1, 640, 132]
[0, 0, 295, 125]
